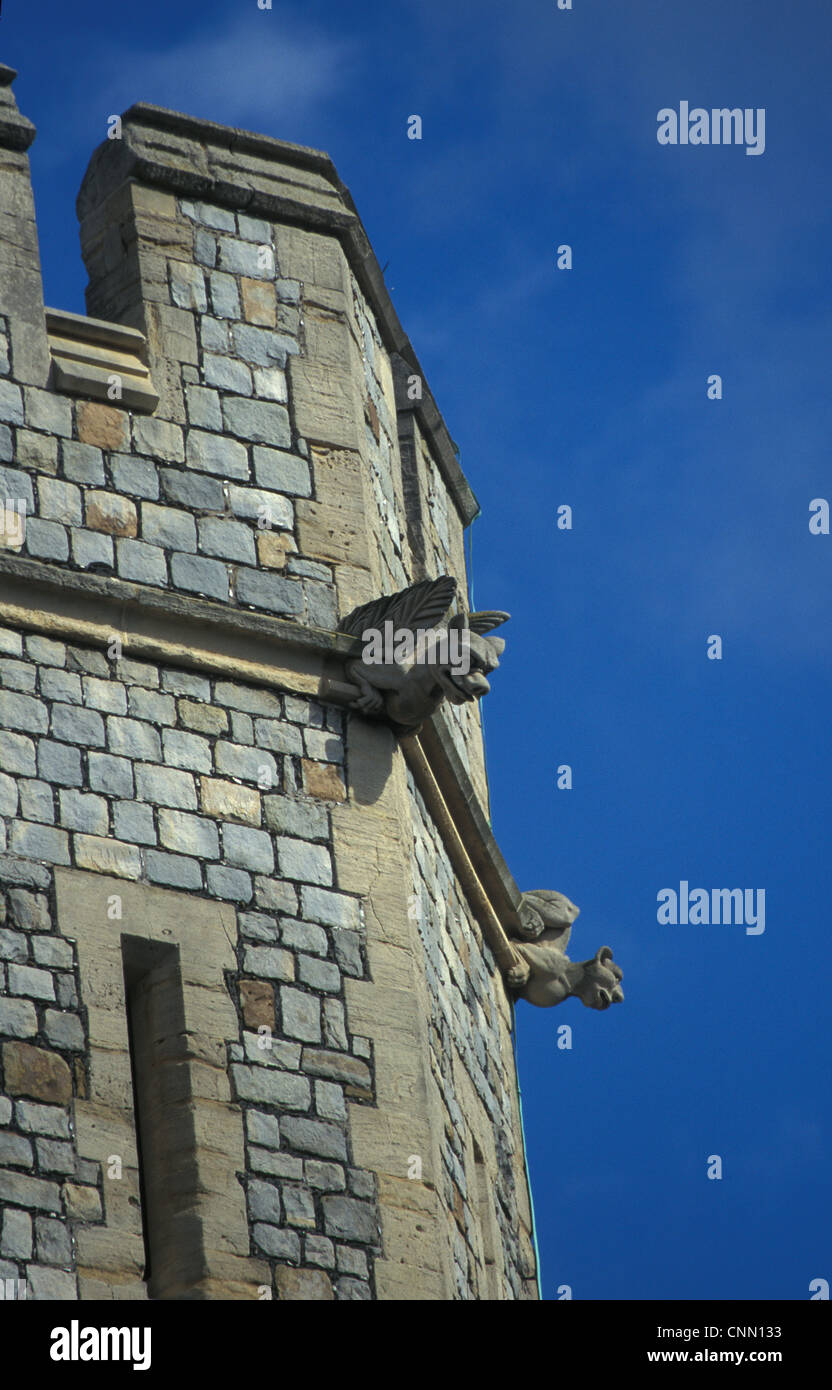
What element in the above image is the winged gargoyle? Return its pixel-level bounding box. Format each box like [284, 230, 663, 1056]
[507, 890, 624, 1011]
[338, 575, 509, 733]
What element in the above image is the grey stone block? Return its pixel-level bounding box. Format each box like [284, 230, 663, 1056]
[61, 440, 105, 484]
[0, 465, 34, 510]
[8, 962, 55, 999]
[31, 936, 73, 968]
[0, 997, 38, 1037]
[26, 1266, 77, 1299]
[35, 1215, 72, 1266]
[280, 1116, 346, 1162]
[15, 1103, 71, 1138]
[0, 379, 24, 424]
[162, 728, 211, 773]
[141, 502, 197, 552]
[116, 658, 158, 687]
[200, 316, 230, 352]
[51, 703, 104, 747]
[160, 669, 211, 699]
[280, 920, 328, 957]
[305, 1234, 335, 1268]
[214, 741, 276, 785]
[184, 201, 235, 231]
[161, 467, 225, 512]
[24, 518, 69, 562]
[242, 945, 293, 981]
[113, 800, 156, 845]
[336, 1277, 371, 1300]
[263, 796, 327, 841]
[209, 270, 240, 318]
[277, 838, 332, 887]
[1, 731, 36, 776]
[37, 740, 82, 787]
[301, 888, 361, 930]
[81, 676, 126, 714]
[253, 1224, 300, 1261]
[39, 669, 82, 705]
[203, 354, 252, 394]
[184, 385, 222, 430]
[232, 1065, 310, 1110]
[1, 1209, 32, 1260]
[0, 770, 18, 816]
[106, 715, 162, 762]
[87, 752, 133, 797]
[223, 823, 274, 873]
[237, 214, 272, 243]
[238, 912, 278, 942]
[206, 865, 252, 902]
[43, 1010, 84, 1050]
[254, 877, 298, 915]
[127, 688, 176, 726]
[158, 808, 218, 858]
[304, 581, 338, 631]
[333, 930, 363, 978]
[336, 1247, 368, 1278]
[135, 764, 197, 810]
[222, 396, 291, 446]
[9, 821, 70, 864]
[321, 1195, 377, 1244]
[235, 567, 303, 616]
[0, 927, 27, 960]
[116, 537, 167, 585]
[299, 955, 341, 994]
[186, 429, 249, 479]
[248, 1178, 281, 1225]
[246, 1110, 281, 1149]
[280, 987, 321, 1044]
[133, 416, 184, 463]
[24, 388, 72, 436]
[170, 261, 207, 313]
[36, 1138, 75, 1174]
[145, 850, 202, 890]
[0, 658, 36, 693]
[197, 516, 257, 564]
[254, 720, 303, 755]
[170, 552, 229, 602]
[315, 1080, 346, 1121]
[194, 228, 217, 268]
[233, 325, 297, 368]
[0, 1131, 33, 1167]
[252, 446, 311, 497]
[305, 1160, 346, 1192]
[111, 454, 160, 499]
[304, 729, 344, 764]
[58, 790, 108, 835]
[230, 712, 253, 744]
[282, 1184, 316, 1227]
[217, 238, 266, 278]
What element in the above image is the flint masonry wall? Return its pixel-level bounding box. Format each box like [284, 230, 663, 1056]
[0, 68, 538, 1299]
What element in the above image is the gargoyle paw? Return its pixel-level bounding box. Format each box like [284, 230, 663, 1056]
[507, 960, 530, 989]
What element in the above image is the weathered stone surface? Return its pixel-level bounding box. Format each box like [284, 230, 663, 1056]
[302, 759, 346, 801]
[275, 1267, 334, 1301]
[239, 979, 274, 1030]
[2, 1042, 72, 1104]
[84, 491, 137, 536]
[76, 401, 129, 451]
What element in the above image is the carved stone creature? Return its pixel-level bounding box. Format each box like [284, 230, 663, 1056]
[338, 575, 509, 733]
[507, 890, 624, 1011]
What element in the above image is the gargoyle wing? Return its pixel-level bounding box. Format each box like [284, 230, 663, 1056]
[522, 889, 580, 950]
[448, 609, 510, 633]
[338, 575, 458, 639]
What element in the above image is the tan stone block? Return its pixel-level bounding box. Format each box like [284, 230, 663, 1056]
[77, 400, 129, 451]
[274, 1267, 334, 1301]
[373, 1258, 450, 1301]
[240, 979, 274, 1030]
[200, 777, 261, 824]
[85, 490, 137, 536]
[73, 835, 142, 879]
[2, 1041, 72, 1104]
[296, 449, 371, 567]
[302, 759, 346, 801]
[301, 1048, 370, 1088]
[130, 185, 178, 220]
[256, 529, 297, 569]
[178, 699, 228, 734]
[241, 277, 276, 326]
[63, 1182, 103, 1221]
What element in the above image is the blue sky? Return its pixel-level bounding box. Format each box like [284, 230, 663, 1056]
[4, 0, 831, 1299]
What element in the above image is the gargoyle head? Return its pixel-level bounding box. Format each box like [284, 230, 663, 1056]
[433, 611, 509, 706]
[572, 946, 624, 1010]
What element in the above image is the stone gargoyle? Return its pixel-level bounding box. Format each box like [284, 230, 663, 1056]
[507, 890, 624, 1011]
[338, 575, 508, 733]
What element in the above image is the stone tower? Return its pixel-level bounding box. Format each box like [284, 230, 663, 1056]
[0, 67, 546, 1300]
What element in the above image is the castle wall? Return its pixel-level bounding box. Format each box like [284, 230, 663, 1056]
[0, 78, 537, 1300]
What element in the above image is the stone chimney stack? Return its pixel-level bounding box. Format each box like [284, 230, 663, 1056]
[0, 64, 50, 387]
